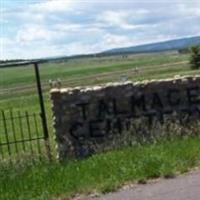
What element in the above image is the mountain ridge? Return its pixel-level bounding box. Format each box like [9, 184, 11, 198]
[1, 36, 200, 64]
[103, 36, 200, 54]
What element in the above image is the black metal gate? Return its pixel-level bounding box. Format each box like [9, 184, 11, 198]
[0, 62, 51, 161]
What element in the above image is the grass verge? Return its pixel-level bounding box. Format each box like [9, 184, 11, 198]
[0, 136, 200, 200]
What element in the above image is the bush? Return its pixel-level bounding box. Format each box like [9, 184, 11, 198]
[190, 45, 200, 69]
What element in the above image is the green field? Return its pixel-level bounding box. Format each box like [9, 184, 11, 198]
[1, 52, 199, 111]
[1, 51, 200, 200]
[0, 51, 200, 159]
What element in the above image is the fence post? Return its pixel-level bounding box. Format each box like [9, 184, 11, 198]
[34, 62, 52, 160]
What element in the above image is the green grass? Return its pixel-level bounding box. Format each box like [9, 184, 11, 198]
[0, 136, 200, 200]
[0, 52, 196, 112]
[0, 51, 199, 160]
[0, 52, 189, 89]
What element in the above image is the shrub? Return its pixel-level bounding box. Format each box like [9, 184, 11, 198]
[190, 45, 200, 69]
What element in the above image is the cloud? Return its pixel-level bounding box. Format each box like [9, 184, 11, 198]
[16, 24, 57, 44]
[29, 0, 74, 13]
[1, 0, 200, 59]
[97, 10, 149, 30]
[102, 33, 132, 48]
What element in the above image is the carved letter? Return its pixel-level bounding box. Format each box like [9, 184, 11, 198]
[98, 100, 110, 118]
[76, 102, 89, 120]
[187, 86, 200, 105]
[89, 120, 105, 137]
[70, 122, 84, 140]
[167, 89, 181, 106]
[130, 95, 146, 115]
[151, 93, 163, 109]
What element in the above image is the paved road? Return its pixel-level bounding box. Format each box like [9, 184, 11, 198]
[80, 170, 200, 200]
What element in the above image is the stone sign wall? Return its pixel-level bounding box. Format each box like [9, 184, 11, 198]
[51, 76, 200, 160]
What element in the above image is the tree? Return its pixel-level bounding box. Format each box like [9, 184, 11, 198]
[178, 48, 189, 54]
[190, 45, 200, 69]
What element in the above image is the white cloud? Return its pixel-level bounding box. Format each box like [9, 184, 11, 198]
[97, 10, 149, 30]
[177, 4, 200, 16]
[17, 12, 45, 23]
[55, 23, 84, 32]
[16, 25, 54, 43]
[29, 0, 74, 13]
[103, 34, 132, 47]
[1, 0, 79, 26]
[54, 23, 105, 35]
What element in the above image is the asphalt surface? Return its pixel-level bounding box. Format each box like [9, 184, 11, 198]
[79, 170, 200, 200]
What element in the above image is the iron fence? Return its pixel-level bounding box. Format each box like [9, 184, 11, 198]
[0, 61, 52, 161]
[0, 109, 47, 160]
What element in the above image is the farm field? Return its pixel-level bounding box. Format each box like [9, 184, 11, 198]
[1, 51, 199, 110]
[0, 51, 200, 158]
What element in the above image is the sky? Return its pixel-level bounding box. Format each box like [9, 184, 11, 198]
[0, 0, 200, 60]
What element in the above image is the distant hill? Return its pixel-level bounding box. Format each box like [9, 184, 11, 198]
[103, 36, 200, 55]
[1, 36, 200, 67]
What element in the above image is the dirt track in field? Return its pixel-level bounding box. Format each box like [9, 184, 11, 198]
[0, 61, 188, 96]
